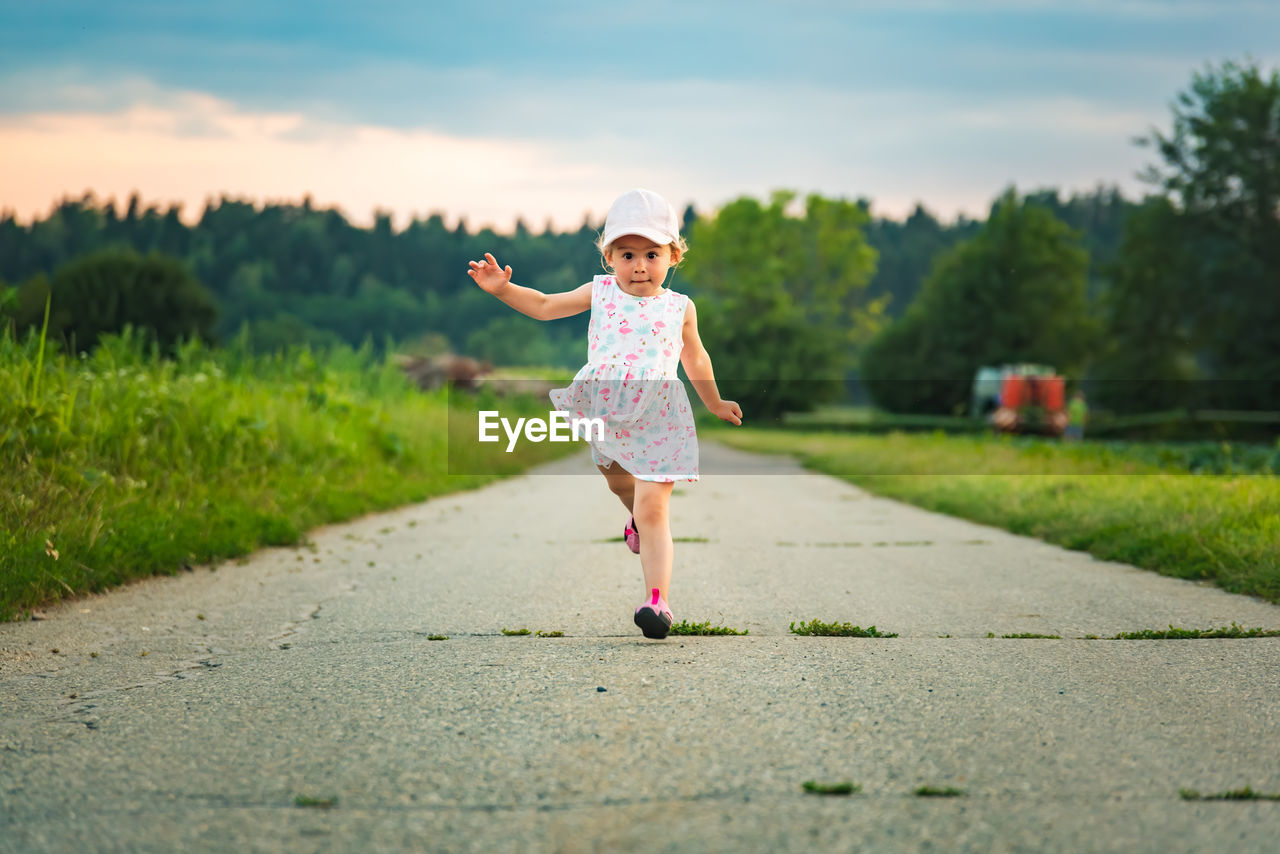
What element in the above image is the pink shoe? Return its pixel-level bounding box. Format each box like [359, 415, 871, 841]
[623, 516, 640, 554]
[634, 588, 673, 639]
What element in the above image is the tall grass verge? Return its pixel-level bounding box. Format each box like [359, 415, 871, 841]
[1, 328, 576, 619]
[716, 430, 1280, 604]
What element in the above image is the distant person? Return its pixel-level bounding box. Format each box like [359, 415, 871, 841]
[468, 189, 742, 640]
[1065, 390, 1088, 441]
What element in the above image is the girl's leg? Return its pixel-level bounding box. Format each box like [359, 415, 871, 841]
[597, 463, 635, 514]
[632, 479, 675, 600]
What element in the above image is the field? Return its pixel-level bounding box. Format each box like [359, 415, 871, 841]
[715, 429, 1280, 604]
[0, 329, 576, 620]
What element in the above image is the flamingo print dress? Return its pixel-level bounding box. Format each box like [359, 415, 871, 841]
[550, 276, 699, 482]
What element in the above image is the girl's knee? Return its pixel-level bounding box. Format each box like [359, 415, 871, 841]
[632, 485, 672, 530]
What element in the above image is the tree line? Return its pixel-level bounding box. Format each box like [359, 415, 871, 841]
[2, 60, 1275, 416]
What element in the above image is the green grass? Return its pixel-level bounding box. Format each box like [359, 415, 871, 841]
[915, 785, 965, 797]
[293, 795, 339, 809]
[668, 620, 749, 636]
[789, 619, 898, 638]
[1111, 623, 1280, 639]
[1, 328, 577, 620]
[501, 628, 533, 636]
[717, 429, 1280, 604]
[1180, 786, 1280, 801]
[802, 780, 860, 796]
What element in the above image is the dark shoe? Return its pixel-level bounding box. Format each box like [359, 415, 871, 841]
[633, 588, 673, 639]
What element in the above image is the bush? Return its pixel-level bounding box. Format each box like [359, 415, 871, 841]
[14, 248, 217, 354]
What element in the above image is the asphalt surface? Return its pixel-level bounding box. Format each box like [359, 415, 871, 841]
[3, 442, 1279, 853]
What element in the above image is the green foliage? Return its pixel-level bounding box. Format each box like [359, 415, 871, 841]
[501, 628, 532, 636]
[864, 204, 981, 316]
[860, 190, 1094, 414]
[1111, 623, 1280, 640]
[802, 781, 860, 795]
[1090, 198, 1200, 413]
[13, 248, 217, 354]
[681, 192, 884, 417]
[466, 315, 579, 367]
[915, 786, 964, 797]
[789, 619, 898, 638]
[0, 194, 598, 361]
[293, 795, 338, 809]
[1120, 59, 1280, 410]
[668, 620, 749, 636]
[1180, 787, 1280, 801]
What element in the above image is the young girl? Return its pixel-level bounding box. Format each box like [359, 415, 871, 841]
[467, 188, 742, 640]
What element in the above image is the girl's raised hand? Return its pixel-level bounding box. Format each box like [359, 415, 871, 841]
[468, 252, 513, 294]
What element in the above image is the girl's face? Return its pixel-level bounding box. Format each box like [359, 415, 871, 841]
[605, 235, 679, 295]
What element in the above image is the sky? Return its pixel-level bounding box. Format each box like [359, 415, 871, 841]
[1, 0, 1277, 231]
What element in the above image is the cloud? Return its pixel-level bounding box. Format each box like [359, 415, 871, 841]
[0, 91, 615, 230]
[0, 70, 1166, 232]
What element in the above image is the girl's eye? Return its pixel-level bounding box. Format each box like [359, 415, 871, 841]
[622, 253, 633, 260]
[647, 253, 659, 260]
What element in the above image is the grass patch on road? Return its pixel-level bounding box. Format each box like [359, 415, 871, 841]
[790, 619, 899, 638]
[668, 620, 749, 636]
[1, 330, 576, 620]
[294, 795, 339, 809]
[717, 430, 1280, 604]
[1180, 787, 1280, 801]
[802, 781, 861, 796]
[915, 786, 965, 797]
[1111, 623, 1280, 639]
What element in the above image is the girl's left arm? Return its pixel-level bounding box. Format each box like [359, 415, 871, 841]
[679, 298, 742, 425]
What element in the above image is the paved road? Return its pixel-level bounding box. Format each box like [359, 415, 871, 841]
[3, 443, 1279, 853]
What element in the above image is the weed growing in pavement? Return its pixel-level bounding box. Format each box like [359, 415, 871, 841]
[915, 786, 965, 797]
[1112, 623, 1280, 639]
[294, 795, 338, 809]
[802, 781, 860, 795]
[501, 628, 532, 636]
[535, 630, 564, 637]
[1179, 786, 1280, 801]
[669, 620, 748, 636]
[790, 619, 898, 638]
[426, 635, 448, 641]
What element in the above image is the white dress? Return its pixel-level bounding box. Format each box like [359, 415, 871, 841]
[549, 276, 699, 482]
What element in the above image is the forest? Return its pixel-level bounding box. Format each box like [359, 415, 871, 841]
[2, 60, 1276, 418]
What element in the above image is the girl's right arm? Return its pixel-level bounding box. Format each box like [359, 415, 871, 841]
[468, 252, 592, 321]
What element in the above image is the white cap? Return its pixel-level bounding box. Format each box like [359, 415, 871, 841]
[600, 188, 681, 250]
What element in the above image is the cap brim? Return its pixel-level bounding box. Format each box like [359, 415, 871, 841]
[601, 227, 678, 248]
